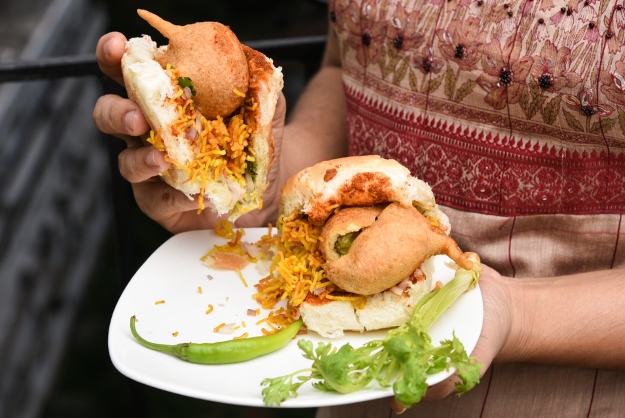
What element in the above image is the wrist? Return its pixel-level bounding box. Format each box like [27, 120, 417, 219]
[496, 277, 538, 363]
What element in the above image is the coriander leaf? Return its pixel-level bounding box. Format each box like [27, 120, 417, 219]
[311, 381, 336, 392]
[177, 77, 196, 95]
[392, 354, 429, 406]
[446, 334, 482, 393]
[260, 253, 483, 407]
[315, 343, 382, 393]
[261, 369, 313, 406]
[298, 339, 316, 360]
[246, 160, 258, 180]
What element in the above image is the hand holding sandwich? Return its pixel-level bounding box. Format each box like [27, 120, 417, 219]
[93, 30, 286, 233]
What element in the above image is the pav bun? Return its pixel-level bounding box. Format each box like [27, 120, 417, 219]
[121, 10, 283, 219]
[276, 156, 474, 338]
[280, 155, 451, 229]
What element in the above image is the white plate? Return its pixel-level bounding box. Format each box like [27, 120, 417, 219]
[108, 228, 483, 408]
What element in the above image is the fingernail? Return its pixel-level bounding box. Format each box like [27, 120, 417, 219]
[124, 110, 136, 133]
[146, 149, 170, 172]
[104, 38, 113, 57]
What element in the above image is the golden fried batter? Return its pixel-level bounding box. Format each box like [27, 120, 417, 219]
[322, 203, 473, 295]
[320, 206, 384, 261]
[138, 9, 249, 119]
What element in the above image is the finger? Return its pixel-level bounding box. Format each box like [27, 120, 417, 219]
[118, 146, 171, 183]
[93, 94, 150, 141]
[134, 182, 200, 225]
[389, 397, 407, 415]
[272, 92, 287, 132]
[95, 32, 127, 85]
[422, 376, 458, 401]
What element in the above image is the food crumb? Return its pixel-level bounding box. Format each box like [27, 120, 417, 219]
[233, 332, 249, 340]
[206, 304, 214, 314]
[155, 300, 165, 305]
[172, 331, 179, 337]
[198, 286, 203, 294]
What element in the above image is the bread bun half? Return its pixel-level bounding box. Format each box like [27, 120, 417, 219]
[280, 155, 451, 232]
[299, 257, 435, 338]
[260, 156, 475, 338]
[122, 33, 283, 220]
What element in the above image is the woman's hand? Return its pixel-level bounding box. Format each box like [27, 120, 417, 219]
[390, 264, 514, 414]
[92, 32, 286, 233]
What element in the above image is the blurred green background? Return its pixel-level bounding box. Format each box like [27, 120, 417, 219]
[41, 1, 328, 417]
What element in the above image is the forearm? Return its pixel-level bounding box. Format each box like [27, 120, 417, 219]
[500, 269, 625, 369]
[277, 10, 347, 189]
[279, 66, 347, 183]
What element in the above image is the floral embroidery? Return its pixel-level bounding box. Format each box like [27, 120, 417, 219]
[615, 4, 625, 29]
[600, 61, 625, 107]
[583, 22, 600, 41]
[329, 0, 350, 31]
[477, 41, 534, 110]
[605, 29, 622, 54]
[530, 41, 581, 93]
[335, 0, 625, 215]
[579, 3, 597, 23]
[344, 0, 387, 67]
[562, 88, 615, 133]
[386, 3, 424, 52]
[414, 46, 443, 75]
[435, 18, 485, 71]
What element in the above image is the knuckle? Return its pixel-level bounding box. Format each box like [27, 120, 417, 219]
[160, 185, 182, 210]
[117, 148, 143, 182]
[117, 151, 131, 181]
[92, 96, 107, 132]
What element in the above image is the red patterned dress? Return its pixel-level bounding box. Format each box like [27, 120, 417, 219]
[318, 0, 625, 416]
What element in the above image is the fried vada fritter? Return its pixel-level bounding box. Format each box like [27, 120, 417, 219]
[138, 9, 249, 119]
[322, 203, 473, 295]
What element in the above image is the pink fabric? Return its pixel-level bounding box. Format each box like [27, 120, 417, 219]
[317, 0, 625, 415]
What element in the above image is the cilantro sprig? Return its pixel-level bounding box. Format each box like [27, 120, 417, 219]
[261, 254, 482, 408]
[177, 77, 196, 96]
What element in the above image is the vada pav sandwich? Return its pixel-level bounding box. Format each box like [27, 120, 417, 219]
[254, 156, 474, 338]
[121, 10, 283, 219]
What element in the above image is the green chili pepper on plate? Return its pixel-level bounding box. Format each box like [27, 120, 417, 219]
[130, 316, 303, 364]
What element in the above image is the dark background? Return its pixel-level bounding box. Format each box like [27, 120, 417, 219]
[41, 1, 328, 417]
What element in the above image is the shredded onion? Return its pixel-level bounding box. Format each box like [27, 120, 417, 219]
[207, 274, 214, 280]
[389, 286, 404, 296]
[183, 86, 193, 99]
[413, 268, 426, 281]
[226, 179, 243, 202]
[186, 126, 197, 140]
[397, 278, 411, 291]
[245, 174, 254, 193]
[313, 286, 325, 296]
[217, 323, 236, 334]
[164, 70, 172, 77]
[243, 242, 262, 259]
[247, 309, 257, 316]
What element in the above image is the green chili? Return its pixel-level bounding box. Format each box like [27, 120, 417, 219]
[129, 316, 303, 364]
